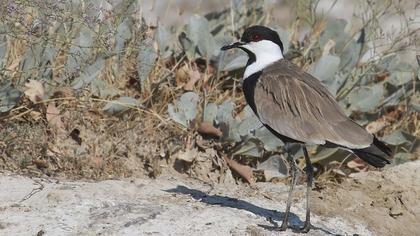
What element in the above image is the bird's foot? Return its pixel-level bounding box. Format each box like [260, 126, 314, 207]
[278, 220, 288, 231]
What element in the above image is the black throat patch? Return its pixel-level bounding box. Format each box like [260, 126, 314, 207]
[242, 71, 262, 116]
[239, 47, 256, 67]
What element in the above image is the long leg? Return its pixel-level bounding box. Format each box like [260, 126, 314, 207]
[299, 146, 313, 233]
[279, 143, 299, 231]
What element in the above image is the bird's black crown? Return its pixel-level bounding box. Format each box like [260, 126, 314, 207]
[241, 26, 284, 52]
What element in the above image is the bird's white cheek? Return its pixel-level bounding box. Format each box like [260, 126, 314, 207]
[242, 41, 284, 79]
[241, 43, 256, 53]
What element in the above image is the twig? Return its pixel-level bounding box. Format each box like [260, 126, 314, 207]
[20, 180, 44, 203]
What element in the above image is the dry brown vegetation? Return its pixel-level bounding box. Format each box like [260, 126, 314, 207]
[0, 0, 419, 183]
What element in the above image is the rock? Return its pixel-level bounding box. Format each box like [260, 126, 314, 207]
[1, 161, 420, 235]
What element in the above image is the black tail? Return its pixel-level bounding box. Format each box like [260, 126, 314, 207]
[352, 137, 392, 168]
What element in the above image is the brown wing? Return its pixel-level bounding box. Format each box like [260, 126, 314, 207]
[254, 60, 372, 149]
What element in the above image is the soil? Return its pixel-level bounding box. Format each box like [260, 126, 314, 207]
[312, 160, 420, 236]
[0, 161, 419, 236]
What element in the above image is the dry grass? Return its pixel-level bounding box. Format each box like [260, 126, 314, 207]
[0, 97, 186, 179]
[0, 0, 419, 182]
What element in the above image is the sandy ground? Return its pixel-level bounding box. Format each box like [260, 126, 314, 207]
[0, 161, 419, 236]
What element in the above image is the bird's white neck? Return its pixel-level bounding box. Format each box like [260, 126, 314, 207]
[242, 40, 284, 79]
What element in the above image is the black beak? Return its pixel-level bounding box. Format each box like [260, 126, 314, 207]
[221, 41, 245, 51]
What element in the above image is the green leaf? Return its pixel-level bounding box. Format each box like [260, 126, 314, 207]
[410, 102, 420, 112]
[72, 57, 105, 89]
[186, 15, 217, 58]
[310, 147, 351, 165]
[115, 18, 132, 53]
[66, 26, 95, 72]
[393, 152, 412, 165]
[0, 41, 6, 63]
[84, 1, 107, 21]
[382, 130, 410, 146]
[179, 92, 199, 121]
[320, 19, 348, 51]
[137, 37, 157, 92]
[308, 55, 340, 82]
[236, 105, 261, 137]
[21, 44, 43, 72]
[178, 32, 196, 60]
[257, 154, 288, 180]
[216, 100, 235, 125]
[186, 15, 207, 43]
[254, 127, 283, 151]
[167, 104, 185, 127]
[389, 70, 413, 87]
[20, 41, 56, 79]
[233, 139, 262, 157]
[111, 0, 137, 17]
[203, 103, 218, 123]
[376, 54, 397, 71]
[383, 88, 404, 107]
[409, 93, 420, 112]
[167, 92, 199, 127]
[156, 25, 173, 59]
[102, 96, 140, 115]
[327, 72, 348, 96]
[347, 84, 384, 112]
[216, 100, 236, 140]
[0, 81, 22, 113]
[197, 35, 217, 59]
[222, 54, 248, 71]
[340, 43, 359, 72]
[387, 58, 414, 86]
[90, 80, 119, 98]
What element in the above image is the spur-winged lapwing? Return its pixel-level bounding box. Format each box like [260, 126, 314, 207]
[221, 25, 392, 233]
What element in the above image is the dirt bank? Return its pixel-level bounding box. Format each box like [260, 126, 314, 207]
[312, 161, 420, 236]
[0, 161, 419, 236]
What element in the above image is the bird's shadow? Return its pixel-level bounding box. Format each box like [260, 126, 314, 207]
[165, 185, 340, 235]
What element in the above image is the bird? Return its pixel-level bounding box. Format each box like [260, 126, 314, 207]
[221, 25, 392, 233]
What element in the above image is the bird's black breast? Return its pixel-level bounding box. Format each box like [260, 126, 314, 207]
[242, 72, 262, 116]
[242, 71, 302, 145]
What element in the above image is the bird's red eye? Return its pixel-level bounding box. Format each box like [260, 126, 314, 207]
[252, 34, 262, 42]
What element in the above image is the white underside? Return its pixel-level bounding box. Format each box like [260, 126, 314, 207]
[242, 40, 284, 79]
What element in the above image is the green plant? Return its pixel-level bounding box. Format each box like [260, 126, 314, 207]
[0, 0, 418, 179]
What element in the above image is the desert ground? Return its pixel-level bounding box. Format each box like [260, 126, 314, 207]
[1, 160, 419, 236]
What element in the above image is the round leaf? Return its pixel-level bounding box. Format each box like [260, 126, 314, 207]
[102, 96, 140, 115]
[382, 130, 410, 146]
[308, 55, 340, 82]
[222, 54, 248, 71]
[257, 154, 288, 180]
[254, 127, 283, 151]
[319, 19, 348, 51]
[347, 84, 384, 112]
[72, 57, 105, 90]
[0, 81, 22, 113]
[137, 37, 157, 92]
[236, 105, 261, 137]
[233, 140, 262, 157]
[167, 92, 199, 127]
[186, 15, 217, 58]
[203, 103, 218, 123]
[115, 19, 132, 53]
[389, 70, 413, 87]
[155, 25, 173, 58]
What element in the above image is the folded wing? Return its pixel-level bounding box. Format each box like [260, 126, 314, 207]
[255, 60, 373, 149]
